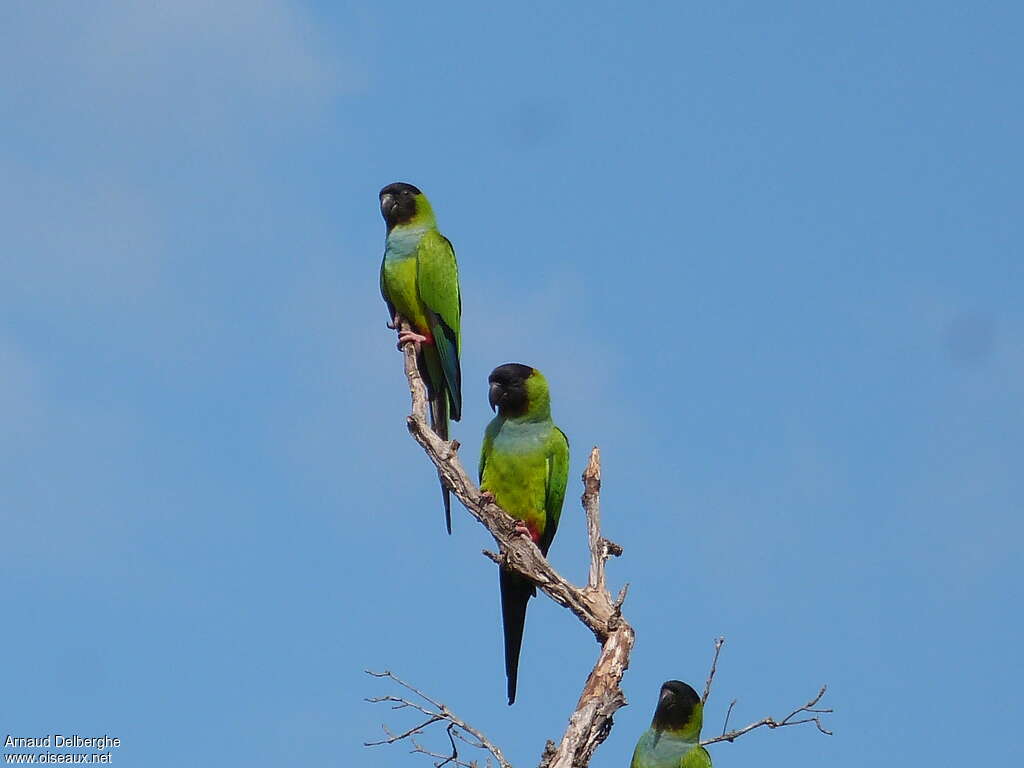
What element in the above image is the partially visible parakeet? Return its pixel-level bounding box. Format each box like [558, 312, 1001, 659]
[479, 363, 569, 705]
[379, 182, 462, 534]
[630, 681, 712, 768]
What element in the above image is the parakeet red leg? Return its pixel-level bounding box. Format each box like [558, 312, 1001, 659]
[513, 521, 532, 539]
[386, 313, 403, 330]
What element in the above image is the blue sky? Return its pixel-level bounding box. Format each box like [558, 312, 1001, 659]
[2, 1, 1021, 766]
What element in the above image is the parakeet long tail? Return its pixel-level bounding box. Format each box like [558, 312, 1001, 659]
[422, 347, 452, 534]
[499, 567, 535, 705]
[428, 391, 452, 534]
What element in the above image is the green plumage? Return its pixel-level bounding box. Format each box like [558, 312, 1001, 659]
[479, 364, 569, 704]
[631, 682, 712, 768]
[379, 183, 462, 533]
[630, 735, 711, 768]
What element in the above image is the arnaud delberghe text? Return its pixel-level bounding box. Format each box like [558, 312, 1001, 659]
[5, 736, 120, 750]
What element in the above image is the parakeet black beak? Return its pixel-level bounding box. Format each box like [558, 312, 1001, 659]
[488, 382, 503, 412]
[380, 193, 396, 219]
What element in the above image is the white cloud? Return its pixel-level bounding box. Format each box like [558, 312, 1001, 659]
[1, 0, 352, 334]
[0, 1, 359, 563]
[3, 1, 347, 124]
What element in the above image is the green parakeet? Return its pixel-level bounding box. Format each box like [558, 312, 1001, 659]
[630, 681, 712, 768]
[479, 363, 569, 704]
[379, 182, 462, 534]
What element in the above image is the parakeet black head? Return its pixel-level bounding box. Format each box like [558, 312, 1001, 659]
[380, 182, 425, 229]
[488, 363, 551, 420]
[651, 681, 703, 739]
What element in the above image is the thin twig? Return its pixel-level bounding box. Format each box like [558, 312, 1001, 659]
[720, 700, 737, 736]
[700, 685, 833, 746]
[408, 724, 479, 768]
[701, 636, 725, 704]
[363, 715, 443, 746]
[410, 739, 473, 768]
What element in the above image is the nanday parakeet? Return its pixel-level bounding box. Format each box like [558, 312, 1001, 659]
[479, 363, 569, 705]
[630, 681, 712, 768]
[379, 182, 462, 534]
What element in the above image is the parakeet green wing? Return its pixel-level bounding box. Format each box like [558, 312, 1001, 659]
[379, 256, 395, 321]
[538, 427, 569, 555]
[416, 230, 462, 421]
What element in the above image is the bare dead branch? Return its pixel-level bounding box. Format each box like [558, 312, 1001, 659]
[700, 685, 833, 746]
[408, 723, 494, 768]
[583, 450, 607, 592]
[365, 670, 512, 768]
[539, 447, 634, 768]
[364, 715, 444, 746]
[701, 636, 725, 704]
[409, 739, 475, 768]
[612, 583, 630, 613]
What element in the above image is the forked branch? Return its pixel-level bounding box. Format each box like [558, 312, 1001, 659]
[365, 670, 511, 768]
